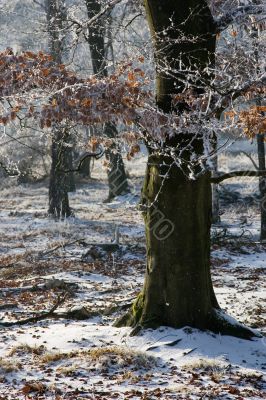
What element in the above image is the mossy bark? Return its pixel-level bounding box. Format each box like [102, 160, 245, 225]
[115, 0, 258, 339]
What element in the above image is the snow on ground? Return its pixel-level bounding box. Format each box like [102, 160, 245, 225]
[0, 149, 265, 399]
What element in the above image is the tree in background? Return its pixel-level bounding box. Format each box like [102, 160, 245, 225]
[209, 0, 266, 239]
[46, 0, 75, 219]
[83, 0, 129, 200]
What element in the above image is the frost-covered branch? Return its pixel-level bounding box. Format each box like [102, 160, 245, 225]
[215, 4, 264, 32]
[67, 0, 123, 32]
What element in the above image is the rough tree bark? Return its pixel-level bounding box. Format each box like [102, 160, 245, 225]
[85, 0, 129, 200]
[257, 134, 266, 241]
[115, 0, 257, 339]
[211, 139, 220, 224]
[78, 127, 91, 178]
[46, 0, 74, 218]
[48, 128, 73, 219]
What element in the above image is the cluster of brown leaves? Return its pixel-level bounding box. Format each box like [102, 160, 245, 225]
[225, 105, 266, 139]
[0, 48, 265, 144]
[21, 381, 47, 396]
[0, 48, 149, 129]
[238, 105, 266, 138]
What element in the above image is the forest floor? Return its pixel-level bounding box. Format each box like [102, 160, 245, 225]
[0, 150, 265, 399]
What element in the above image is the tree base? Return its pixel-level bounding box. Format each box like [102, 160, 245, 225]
[48, 208, 74, 221]
[114, 303, 261, 341]
[207, 309, 261, 340]
[103, 189, 131, 204]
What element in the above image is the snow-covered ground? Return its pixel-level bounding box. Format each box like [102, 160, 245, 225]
[0, 149, 265, 399]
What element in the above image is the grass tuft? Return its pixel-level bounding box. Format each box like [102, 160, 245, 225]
[0, 357, 21, 372]
[8, 343, 47, 357]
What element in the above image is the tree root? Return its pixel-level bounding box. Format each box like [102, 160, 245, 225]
[207, 308, 262, 340]
[114, 304, 262, 340]
[113, 292, 143, 328]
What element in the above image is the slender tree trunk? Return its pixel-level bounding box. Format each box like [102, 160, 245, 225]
[65, 143, 76, 192]
[48, 128, 72, 219]
[116, 0, 256, 339]
[46, 0, 74, 218]
[85, 0, 129, 200]
[104, 122, 129, 200]
[257, 134, 266, 240]
[79, 157, 91, 179]
[78, 127, 91, 178]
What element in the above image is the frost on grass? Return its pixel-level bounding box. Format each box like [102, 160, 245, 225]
[40, 346, 157, 371]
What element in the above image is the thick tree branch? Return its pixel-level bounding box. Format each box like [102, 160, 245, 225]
[62, 148, 105, 173]
[211, 170, 266, 184]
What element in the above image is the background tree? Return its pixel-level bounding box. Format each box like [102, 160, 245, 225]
[46, 0, 74, 219]
[252, 15, 266, 241]
[209, 0, 266, 238]
[82, 0, 129, 200]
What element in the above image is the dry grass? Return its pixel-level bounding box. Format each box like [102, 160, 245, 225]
[239, 369, 263, 379]
[182, 357, 228, 375]
[0, 357, 21, 372]
[81, 346, 156, 369]
[39, 346, 156, 371]
[8, 343, 47, 357]
[56, 364, 78, 376]
[40, 351, 70, 364]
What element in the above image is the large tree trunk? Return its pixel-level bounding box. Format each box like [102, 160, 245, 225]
[137, 155, 215, 329]
[115, 0, 256, 339]
[85, 0, 129, 200]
